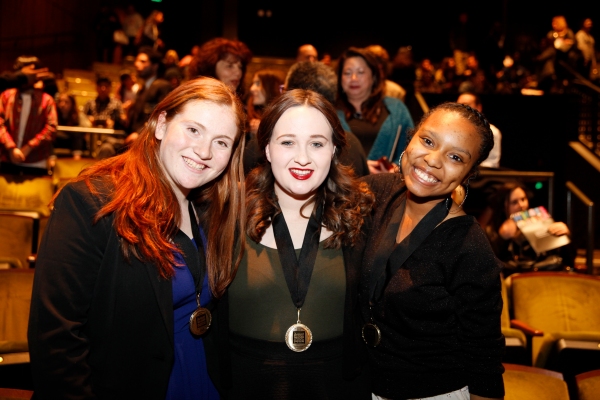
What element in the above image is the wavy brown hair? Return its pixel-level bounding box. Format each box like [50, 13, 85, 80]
[57, 77, 246, 297]
[336, 46, 386, 125]
[246, 89, 374, 249]
[187, 37, 253, 97]
[246, 69, 285, 120]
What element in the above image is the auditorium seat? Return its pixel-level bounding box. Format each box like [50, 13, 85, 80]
[0, 174, 54, 268]
[575, 369, 600, 400]
[503, 363, 569, 400]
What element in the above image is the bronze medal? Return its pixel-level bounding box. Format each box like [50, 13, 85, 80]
[189, 306, 212, 336]
[362, 322, 381, 347]
[285, 322, 313, 352]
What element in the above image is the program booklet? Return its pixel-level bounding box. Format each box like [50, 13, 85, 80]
[510, 206, 571, 255]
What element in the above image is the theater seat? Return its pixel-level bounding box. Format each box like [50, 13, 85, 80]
[51, 157, 96, 191]
[0, 174, 54, 268]
[503, 363, 569, 400]
[0, 269, 35, 366]
[500, 274, 528, 364]
[575, 369, 600, 400]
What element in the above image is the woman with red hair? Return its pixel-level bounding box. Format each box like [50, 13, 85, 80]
[28, 77, 247, 400]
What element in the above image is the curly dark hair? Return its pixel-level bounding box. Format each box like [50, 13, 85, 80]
[246, 89, 374, 249]
[187, 37, 253, 96]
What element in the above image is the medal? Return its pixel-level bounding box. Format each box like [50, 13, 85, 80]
[362, 322, 381, 347]
[186, 201, 212, 336]
[273, 202, 324, 352]
[285, 308, 313, 352]
[190, 293, 212, 336]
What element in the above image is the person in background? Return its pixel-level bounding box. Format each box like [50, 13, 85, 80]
[456, 91, 501, 168]
[121, 4, 144, 57]
[28, 77, 247, 400]
[115, 71, 139, 116]
[296, 44, 319, 62]
[128, 47, 171, 131]
[83, 76, 127, 130]
[163, 49, 181, 73]
[0, 65, 51, 93]
[188, 37, 253, 99]
[415, 58, 442, 94]
[479, 181, 573, 275]
[136, 10, 165, 51]
[246, 69, 286, 135]
[365, 44, 406, 102]
[0, 55, 57, 176]
[55, 91, 92, 159]
[358, 102, 505, 400]
[335, 47, 414, 175]
[221, 89, 374, 399]
[575, 18, 598, 81]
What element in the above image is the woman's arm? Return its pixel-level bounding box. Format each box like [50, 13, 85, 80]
[28, 182, 109, 399]
[452, 222, 506, 399]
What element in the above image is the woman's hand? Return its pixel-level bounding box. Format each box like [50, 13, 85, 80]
[368, 159, 398, 174]
[548, 221, 570, 236]
[499, 219, 519, 240]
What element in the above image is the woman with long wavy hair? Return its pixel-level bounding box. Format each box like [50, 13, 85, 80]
[28, 77, 246, 400]
[220, 89, 374, 399]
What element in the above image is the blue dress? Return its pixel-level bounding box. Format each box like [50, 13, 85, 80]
[165, 236, 220, 400]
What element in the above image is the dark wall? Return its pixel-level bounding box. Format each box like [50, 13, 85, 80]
[2, 0, 598, 73]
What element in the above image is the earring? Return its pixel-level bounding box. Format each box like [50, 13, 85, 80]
[397, 151, 405, 179]
[449, 182, 469, 213]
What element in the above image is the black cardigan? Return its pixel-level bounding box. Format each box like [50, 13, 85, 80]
[356, 173, 505, 399]
[28, 179, 216, 399]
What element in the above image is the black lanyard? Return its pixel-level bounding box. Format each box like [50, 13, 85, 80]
[187, 201, 206, 294]
[272, 202, 324, 309]
[368, 196, 449, 305]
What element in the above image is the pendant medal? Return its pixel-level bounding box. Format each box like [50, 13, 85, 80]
[361, 322, 381, 347]
[189, 293, 211, 336]
[285, 309, 313, 352]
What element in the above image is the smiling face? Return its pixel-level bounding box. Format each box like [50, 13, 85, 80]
[215, 53, 243, 92]
[155, 100, 238, 201]
[265, 105, 335, 202]
[402, 110, 481, 202]
[507, 187, 529, 215]
[341, 56, 374, 105]
[249, 74, 266, 106]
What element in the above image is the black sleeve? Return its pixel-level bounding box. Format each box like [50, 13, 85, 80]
[28, 182, 109, 400]
[0, 71, 27, 92]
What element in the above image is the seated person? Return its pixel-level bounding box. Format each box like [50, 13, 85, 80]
[55, 91, 92, 159]
[83, 76, 127, 130]
[479, 181, 573, 274]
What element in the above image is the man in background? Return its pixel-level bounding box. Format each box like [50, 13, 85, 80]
[457, 91, 502, 168]
[296, 44, 318, 63]
[0, 55, 57, 175]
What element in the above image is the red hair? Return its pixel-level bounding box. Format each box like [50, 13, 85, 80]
[56, 77, 246, 297]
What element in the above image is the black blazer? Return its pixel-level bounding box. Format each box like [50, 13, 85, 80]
[28, 179, 214, 399]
